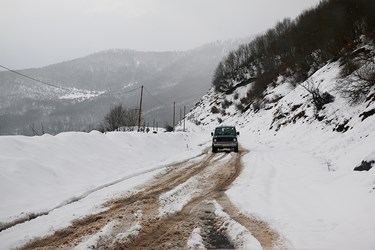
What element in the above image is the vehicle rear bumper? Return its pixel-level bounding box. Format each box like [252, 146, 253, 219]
[212, 142, 238, 148]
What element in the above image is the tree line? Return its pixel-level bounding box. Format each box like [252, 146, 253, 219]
[213, 0, 375, 107]
[99, 104, 139, 132]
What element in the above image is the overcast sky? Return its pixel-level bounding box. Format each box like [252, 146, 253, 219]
[1, 0, 320, 69]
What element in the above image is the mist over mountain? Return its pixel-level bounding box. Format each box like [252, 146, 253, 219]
[0, 40, 245, 135]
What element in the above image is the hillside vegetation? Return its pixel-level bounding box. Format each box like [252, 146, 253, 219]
[187, 0, 375, 174]
[212, 0, 375, 111]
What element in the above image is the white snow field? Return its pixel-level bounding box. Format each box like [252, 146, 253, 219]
[1, 61, 375, 249]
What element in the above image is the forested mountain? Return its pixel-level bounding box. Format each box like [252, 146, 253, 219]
[212, 0, 375, 112]
[185, 0, 375, 155]
[0, 40, 245, 135]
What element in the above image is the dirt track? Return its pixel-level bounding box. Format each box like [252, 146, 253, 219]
[22, 150, 286, 249]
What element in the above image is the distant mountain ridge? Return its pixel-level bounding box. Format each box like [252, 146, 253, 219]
[0, 40, 247, 135]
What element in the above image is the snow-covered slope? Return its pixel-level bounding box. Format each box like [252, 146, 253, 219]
[184, 60, 375, 249]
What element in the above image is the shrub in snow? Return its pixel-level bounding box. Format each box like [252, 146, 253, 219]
[165, 124, 174, 132]
[211, 106, 220, 114]
[300, 79, 335, 112]
[251, 98, 264, 112]
[337, 54, 375, 104]
[221, 99, 232, 109]
[366, 91, 375, 104]
[235, 103, 245, 112]
[359, 108, 375, 121]
[333, 119, 350, 133]
[321, 92, 335, 105]
[354, 160, 375, 171]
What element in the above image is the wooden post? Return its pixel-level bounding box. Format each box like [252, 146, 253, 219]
[183, 105, 186, 132]
[173, 101, 175, 132]
[179, 107, 182, 126]
[137, 85, 144, 131]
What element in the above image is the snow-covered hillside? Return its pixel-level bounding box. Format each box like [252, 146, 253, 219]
[185, 60, 375, 249]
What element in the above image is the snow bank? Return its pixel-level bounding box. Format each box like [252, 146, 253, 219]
[0, 131, 209, 226]
[187, 228, 206, 250]
[0, 130, 211, 249]
[228, 136, 375, 249]
[211, 200, 262, 249]
[158, 176, 201, 217]
[74, 221, 117, 250]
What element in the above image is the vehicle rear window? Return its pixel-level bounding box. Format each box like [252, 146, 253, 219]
[214, 127, 236, 136]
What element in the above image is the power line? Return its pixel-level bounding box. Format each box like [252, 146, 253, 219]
[0, 64, 195, 109]
[143, 87, 165, 106]
[0, 63, 142, 97]
[143, 86, 199, 107]
[0, 64, 71, 91]
[1, 63, 192, 129]
[101, 86, 142, 96]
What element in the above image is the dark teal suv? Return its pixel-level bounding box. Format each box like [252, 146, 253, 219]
[211, 126, 239, 153]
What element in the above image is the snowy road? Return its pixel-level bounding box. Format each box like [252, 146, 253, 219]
[2, 124, 374, 249]
[20, 150, 283, 249]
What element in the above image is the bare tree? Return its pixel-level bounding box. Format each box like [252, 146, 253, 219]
[337, 55, 375, 104]
[300, 78, 334, 112]
[30, 123, 39, 136]
[104, 104, 127, 131]
[103, 104, 141, 132]
[125, 109, 138, 131]
[29, 123, 45, 136]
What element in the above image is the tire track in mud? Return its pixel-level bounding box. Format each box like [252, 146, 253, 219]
[22, 149, 287, 250]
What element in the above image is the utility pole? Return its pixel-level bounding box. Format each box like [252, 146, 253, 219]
[179, 107, 182, 126]
[173, 101, 175, 132]
[183, 105, 186, 132]
[137, 85, 144, 131]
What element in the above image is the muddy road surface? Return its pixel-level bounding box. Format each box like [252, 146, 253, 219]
[22, 150, 288, 249]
